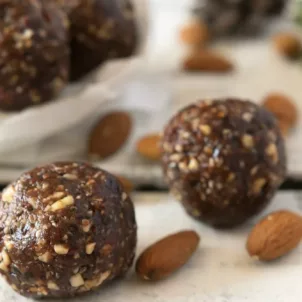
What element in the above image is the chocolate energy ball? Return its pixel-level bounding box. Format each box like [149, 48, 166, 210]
[50, 0, 79, 13]
[0, 162, 136, 298]
[0, 0, 69, 111]
[69, 0, 139, 81]
[161, 99, 286, 228]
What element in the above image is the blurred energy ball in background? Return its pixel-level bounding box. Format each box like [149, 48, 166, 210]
[193, 0, 287, 37]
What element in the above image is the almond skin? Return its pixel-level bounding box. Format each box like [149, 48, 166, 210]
[246, 210, 302, 261]
[89, 111, 132, 159]
[278, 120, 291, 137]
[136, 133, 161, 161]
[273, 33, 301, 59]
[183, 50, 233, 72]
[115, 175, 134, 194]
[136, 230, 200, 281]
[262, 93, 298, 135]
[116, 175, 134, 194]
[179, 20, 210, 47]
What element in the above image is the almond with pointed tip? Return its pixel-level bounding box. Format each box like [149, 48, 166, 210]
[136, 230, 200, 281]
[180, 20, 210, 46]
[89, 111, 132, 159]
[136, 133, 161, 161]
[278, 120, 291, 137]
[116, 175, 134, 194]
[246, 210, 302, 261]
[273, 33, 301, 59]
[183, 50, 233, 72]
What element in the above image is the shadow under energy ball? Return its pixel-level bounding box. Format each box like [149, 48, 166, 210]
[161, 99, 286, 229]
[0, 162, 136, 298]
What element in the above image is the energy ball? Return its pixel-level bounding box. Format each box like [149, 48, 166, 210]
[50, 0, 79, 13]
[161, 99, 286, 228]
[0, 0, 69, 111]
[0, 162, 136, 298]
[69, 0, 139, 81]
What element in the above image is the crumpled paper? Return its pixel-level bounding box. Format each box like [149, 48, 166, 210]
[0, 69, 172, 184]
[0, 0, 169, 183]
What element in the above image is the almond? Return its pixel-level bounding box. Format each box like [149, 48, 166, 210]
[89, 111, 132, 159]
[183, 49, 233, 72]
[116, 175, 134, 194]
[273, 33, 301, 59]
[278, 120, 291, 137]
[246, 210, 302, 261]
[262, 93, 298, 135]
[179, 20, 209, 47]
[136, 230, 200, 281]
[136, 133, 161, 161]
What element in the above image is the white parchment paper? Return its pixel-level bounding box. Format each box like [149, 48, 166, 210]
[0, 0, 150, 166]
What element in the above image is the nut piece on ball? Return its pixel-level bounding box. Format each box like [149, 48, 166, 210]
[161, 98, 286, 228]
[0, 162, 137, 298]
[0, 0, 69, 111]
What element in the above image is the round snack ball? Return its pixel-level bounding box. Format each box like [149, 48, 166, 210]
[50, 0, 79, 13]
[69, 0, 139, 81]
[0, 0, 69, 111]
[0, 162, 136, 298]
[161, 99, 286, 228]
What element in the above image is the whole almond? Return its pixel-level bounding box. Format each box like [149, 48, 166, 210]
[179, 20, 210, 47]
[136, 230, 200, 281]
[89, 111, 132, 159]
[246, 210, 302, 261]
[262, 93, 298, 135]
[183, 50, 233, 72]
[273, 33, 301, 59]
[136, 133, 161, 161]
[116, 175, 134, 194]
[278, 120, 291, 137]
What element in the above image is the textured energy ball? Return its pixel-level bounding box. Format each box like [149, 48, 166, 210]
[0, 0, 69, 111]
[69, 0, 139, 81]
[50, 0, 79, 13]
[193, 0, 286, 37]
[0, 162, 137, 298]
[161, 99, 286, 228]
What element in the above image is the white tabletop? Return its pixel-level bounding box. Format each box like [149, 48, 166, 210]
[1, 191, 302, 302]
